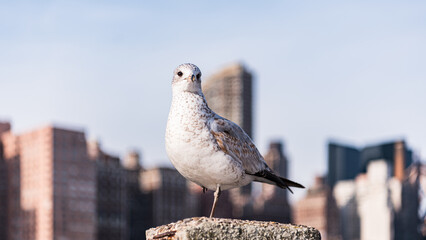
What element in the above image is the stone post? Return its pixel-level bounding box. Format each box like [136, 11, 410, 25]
[146, 217, 321, 240]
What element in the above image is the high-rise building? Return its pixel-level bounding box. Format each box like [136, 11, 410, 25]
[328, 140, 414, 189]
[202, 63, 254, 215]
[0, 122, 11, 134]
[122, 151, 148, 240]
[418, 164, 426, 238]
[333, 159, 422, 240]
[203, 63, 253, 139]
[327, 142, 360, 188]
[0, 122, 10, 240]
[333, 180, 360, 240]
[1, 129, 21, 240]
[88, 141, 127, 240]
[293, 176, 340, 240]
[140, 167, 194, 227]
[360, 140, 413, 180]
[252, 141, 291, 223]
[1, 125, 96, 240]
[357, 160, 396, 240]
[396, 163, 422, 240]
[0, 152, 6, 240]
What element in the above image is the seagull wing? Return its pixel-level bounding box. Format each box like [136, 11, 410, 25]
[210, 117, 305, 192]
[209, 117, 266, 174]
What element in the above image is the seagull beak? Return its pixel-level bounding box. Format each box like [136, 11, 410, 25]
[191, 74, 196, 82]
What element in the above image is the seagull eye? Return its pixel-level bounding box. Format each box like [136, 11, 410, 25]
[177, 71, 183, 77]
[196, 73, 201, 79]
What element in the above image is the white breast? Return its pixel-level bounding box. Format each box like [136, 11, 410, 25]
[165, 92, 248, 190]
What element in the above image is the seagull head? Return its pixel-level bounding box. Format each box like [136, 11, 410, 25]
[172, 63, 202, 94]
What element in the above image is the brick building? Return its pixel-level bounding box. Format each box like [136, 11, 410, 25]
[293, 176, 340, 240]
[1, 124, 96, 240]
[88, 141, 127, 240]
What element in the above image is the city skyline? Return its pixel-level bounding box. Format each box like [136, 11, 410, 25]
[1, 1, 426, 203]
[1, 120, 423, 239]
[0, 121, 299, 240]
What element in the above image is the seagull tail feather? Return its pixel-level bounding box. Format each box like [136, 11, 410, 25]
[248, 170, 305, 194]
[279, 176, 305, 189]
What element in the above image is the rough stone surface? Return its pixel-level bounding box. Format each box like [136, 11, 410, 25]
[146, 217, 321, 240]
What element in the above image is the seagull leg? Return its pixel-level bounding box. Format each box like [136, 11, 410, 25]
[209, 185, 221, 218]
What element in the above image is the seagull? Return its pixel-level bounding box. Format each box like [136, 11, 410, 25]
[165, 63, 304, 218]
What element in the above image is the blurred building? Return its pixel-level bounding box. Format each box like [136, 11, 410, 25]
[202, 63, 254, 216]
[356, 160, 396, 240]
[1, 125, 96, 240]
[203, 63, 253, 139]
[360, 140, 413, 180]
[419, 164, 426, 238]
[293, 176, 340, 240]
[333, 159, 422, 240]
[122, 151, 148, 240]
[1, 129, 21, 240]
[0, 122, 10, 133]
[252, 141, 291, 223]
[327, 142, 360, 188]
[140, 167, 194, 227]
[328, 140, 414, 189]
[0, 122, 11, 240]
[396, 163, 422, 240]
[88, 141, 127, 240]
[0, 150, 6, 240]
[333, 180, 360, 240]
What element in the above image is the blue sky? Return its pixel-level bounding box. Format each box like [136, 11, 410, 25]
[1, 1, 426, 200]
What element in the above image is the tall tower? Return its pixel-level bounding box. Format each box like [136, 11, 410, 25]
[203, 63, 253, 139]
[327, 142, 360, 189]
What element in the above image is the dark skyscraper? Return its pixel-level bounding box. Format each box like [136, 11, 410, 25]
[328, 140, 414, 189]
[360, 140, 412, 180]
[327, 142, 360, 188]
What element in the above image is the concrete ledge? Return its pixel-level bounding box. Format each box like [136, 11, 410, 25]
[146, 217, 321, 240]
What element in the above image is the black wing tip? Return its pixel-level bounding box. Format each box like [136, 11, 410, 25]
[280, 177, 305, 189]
[247, 170, 305, 193]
